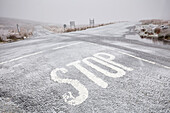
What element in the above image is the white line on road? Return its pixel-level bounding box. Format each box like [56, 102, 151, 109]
[118, 51, 156, 64]
[88, 42, 170, 70]
[118, 51, 170, 69]
[52, 42, 83, 50]
[0, 51, 43, 65]
[0, 42, 83, 65]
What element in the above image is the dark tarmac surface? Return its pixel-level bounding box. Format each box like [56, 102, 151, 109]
[0, 22, 170, 113]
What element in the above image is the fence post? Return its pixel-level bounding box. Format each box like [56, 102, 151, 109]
[16, 24, 20, 34]
[63, 24, 67, 32]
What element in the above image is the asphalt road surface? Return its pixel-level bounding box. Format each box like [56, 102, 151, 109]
[0, 22, 170, 113]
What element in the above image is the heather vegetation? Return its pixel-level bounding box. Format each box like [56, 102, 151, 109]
[136, 19, 170, 42]
[0, 18, 36, 43]
[0, 28, 33, 43]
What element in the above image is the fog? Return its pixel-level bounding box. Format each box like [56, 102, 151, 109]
[0, 0, 169, 24]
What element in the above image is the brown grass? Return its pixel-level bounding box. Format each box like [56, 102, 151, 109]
[45, 22, 114, 33]
[63, 23, 114, 33]
[0, 27, 33, 43]
[154, 28, 161, 34]
[165, 34, 170, 40]
[7, 34, 24, 41]
[140, 19, 170, 25]
[0, 36, 3, 42]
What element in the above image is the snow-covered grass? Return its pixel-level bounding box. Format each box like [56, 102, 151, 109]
[140, 19, 170, 26]
[136, 19, 170, 42]
[45, 22, 115, 33]
[0, 28, 33, 43]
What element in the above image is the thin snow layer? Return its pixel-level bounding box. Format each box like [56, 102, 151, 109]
[69, 22, 139, 37]
[125, 34, 168, 45]
[33, 26, 54, 37]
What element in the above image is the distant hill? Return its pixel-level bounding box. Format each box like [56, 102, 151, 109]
[0, 17, 48, 29]
[140, 19, 170, 25]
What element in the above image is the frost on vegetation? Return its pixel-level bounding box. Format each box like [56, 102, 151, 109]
[0, 29, 10, 42]
[0, 28, 33, 43]
[135, 23, 170, 41]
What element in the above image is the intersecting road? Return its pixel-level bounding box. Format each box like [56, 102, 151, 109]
[0, 22, 170, 113]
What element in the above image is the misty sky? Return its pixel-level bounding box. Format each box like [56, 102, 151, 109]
[0, 0, 170, 24]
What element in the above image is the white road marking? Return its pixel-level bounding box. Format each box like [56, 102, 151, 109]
[156, 64, 170, 69]
[51, 68, 88, 106]
[0, 51, 43, 65]
[67, 60, 108, 88]
[52, 42, 83, 50]
[118, 51, 155, 64]
[0, 42, 83, 65]
[51, 52, 134, 106]
[118, 51, 170, 69]
[88, 42, 170, 70]
[83, 57, 126, 78]
[93, 52, 133, 71]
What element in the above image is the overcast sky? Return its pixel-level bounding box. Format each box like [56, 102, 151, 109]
[0, 0, 169, 24]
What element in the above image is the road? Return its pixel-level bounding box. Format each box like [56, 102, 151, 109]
[0, 22, 170, 113]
